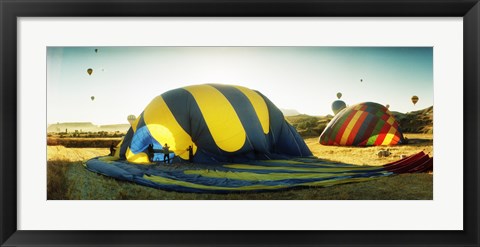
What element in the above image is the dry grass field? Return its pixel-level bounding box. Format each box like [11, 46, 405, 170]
[47, 133, 433, 200]
[305, 133, 433, 166]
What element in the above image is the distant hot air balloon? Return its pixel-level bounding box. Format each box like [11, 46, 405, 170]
[87, 68, 93, 75]
[360, 79, 363, 82]
[331, 100, 347, 115]
[411, 95, 419, 105]
[95, 49, 98, 53]
[385, 104, 390, 109]
[127, 115, 136, 125]
[336, 92, 342, 99]
[91, 96, 95, 101]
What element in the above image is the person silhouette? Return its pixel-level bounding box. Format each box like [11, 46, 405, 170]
[187, 145, 193, 163]
[147, 144, 154, 162]
[163, 143, 170, 163]
[109, 142, 116, 156]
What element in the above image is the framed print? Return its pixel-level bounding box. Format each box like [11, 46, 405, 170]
[1, 0, 479, 246]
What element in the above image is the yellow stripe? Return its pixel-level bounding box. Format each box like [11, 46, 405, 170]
[126, 147, 151, 164]
[381, 126, 397, 145]
[184, 169, 360, 181]
[143, 95, 197, 160]
[143, 174, 382, 191]
[224, 164, 380, 173]
[386, 116, 395, 125]
[340, 111, 363, 145]
[144, 174, 290, 191]
[184, 85, 246, 152]
[233, 85, 270, 134]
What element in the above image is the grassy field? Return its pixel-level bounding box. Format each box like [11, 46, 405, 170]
[47, 133, 433, 200]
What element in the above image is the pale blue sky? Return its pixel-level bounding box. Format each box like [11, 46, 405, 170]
[47, 47, 433, 125]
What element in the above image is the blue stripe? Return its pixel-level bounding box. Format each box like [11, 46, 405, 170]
[209, 84, 268, 154]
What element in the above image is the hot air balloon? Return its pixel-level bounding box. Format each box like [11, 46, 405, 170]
[411, 95, 419, 105]
[91, 96, 95, 101]
[127, 115, 136, 125]
[331, 100, 347, 115]
[385, 104, 390, 109]
[336, 92, 342, 99]
[320, 102, 405, 146]
[360, 79, 363, 82]
[87, 68, 93, 75]
[95, 49, 98, 53]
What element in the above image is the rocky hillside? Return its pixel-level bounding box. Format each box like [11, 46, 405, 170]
[392, 106, 433, 134]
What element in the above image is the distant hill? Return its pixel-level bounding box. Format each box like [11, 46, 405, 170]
[281, 109, 301, 116]
[392, 106, 433, 134]
[286, 114, 333, 137]
[47, 122, 130, 133]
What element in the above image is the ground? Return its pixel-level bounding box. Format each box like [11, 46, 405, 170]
[47, 133, 433, 200]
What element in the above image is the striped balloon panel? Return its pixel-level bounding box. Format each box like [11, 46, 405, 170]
[120, 84, 311, 164]
[319, 102, 405, 146]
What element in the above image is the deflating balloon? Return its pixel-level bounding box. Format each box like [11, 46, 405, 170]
[336, 92, 342, 99]
[111, 84, 312, 164]
[87, 68, 93, 75]
[331, 100, 347, 115]
[320, 102, 405, 146]
[411, 95, 419, 105]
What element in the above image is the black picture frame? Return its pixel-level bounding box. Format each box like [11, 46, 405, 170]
[1, 0, 478, 246]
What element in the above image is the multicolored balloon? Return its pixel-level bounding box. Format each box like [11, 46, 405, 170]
[320, 102, 405, 146]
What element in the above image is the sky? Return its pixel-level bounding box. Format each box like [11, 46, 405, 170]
[47, 47, 433, 125]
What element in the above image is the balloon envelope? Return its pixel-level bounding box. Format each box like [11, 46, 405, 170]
[411, 96, 419, 105]
[320, 102, 405, 146]
[336, 92, 342, 99]
[331, 100, 347, 115]
[91, 96, 95, 101]
[127, 115, 136, 125]
[87, 68, 93, 75]
[114, 84, 312, 164]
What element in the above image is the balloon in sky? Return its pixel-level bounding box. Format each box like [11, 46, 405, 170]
[127, 115, 136, 125]
[91, 96, 95, 101]
[87, 68, 93, 75]
[360, 79, 363, 82]
[95, 49, 98, 53]
[411, 95, 419, 105]
[336, 92, 342, 99]
[331, 100, 347, 115]
[385, 104, 390, 109]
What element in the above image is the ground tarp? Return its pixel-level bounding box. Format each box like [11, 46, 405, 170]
[85, 152, 432, 193]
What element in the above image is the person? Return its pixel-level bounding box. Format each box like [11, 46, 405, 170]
[163, 143, 170, 163]
[109, 142, 116, 156]
[187, 145, 193, 163]
[147, 144, 154, 162]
